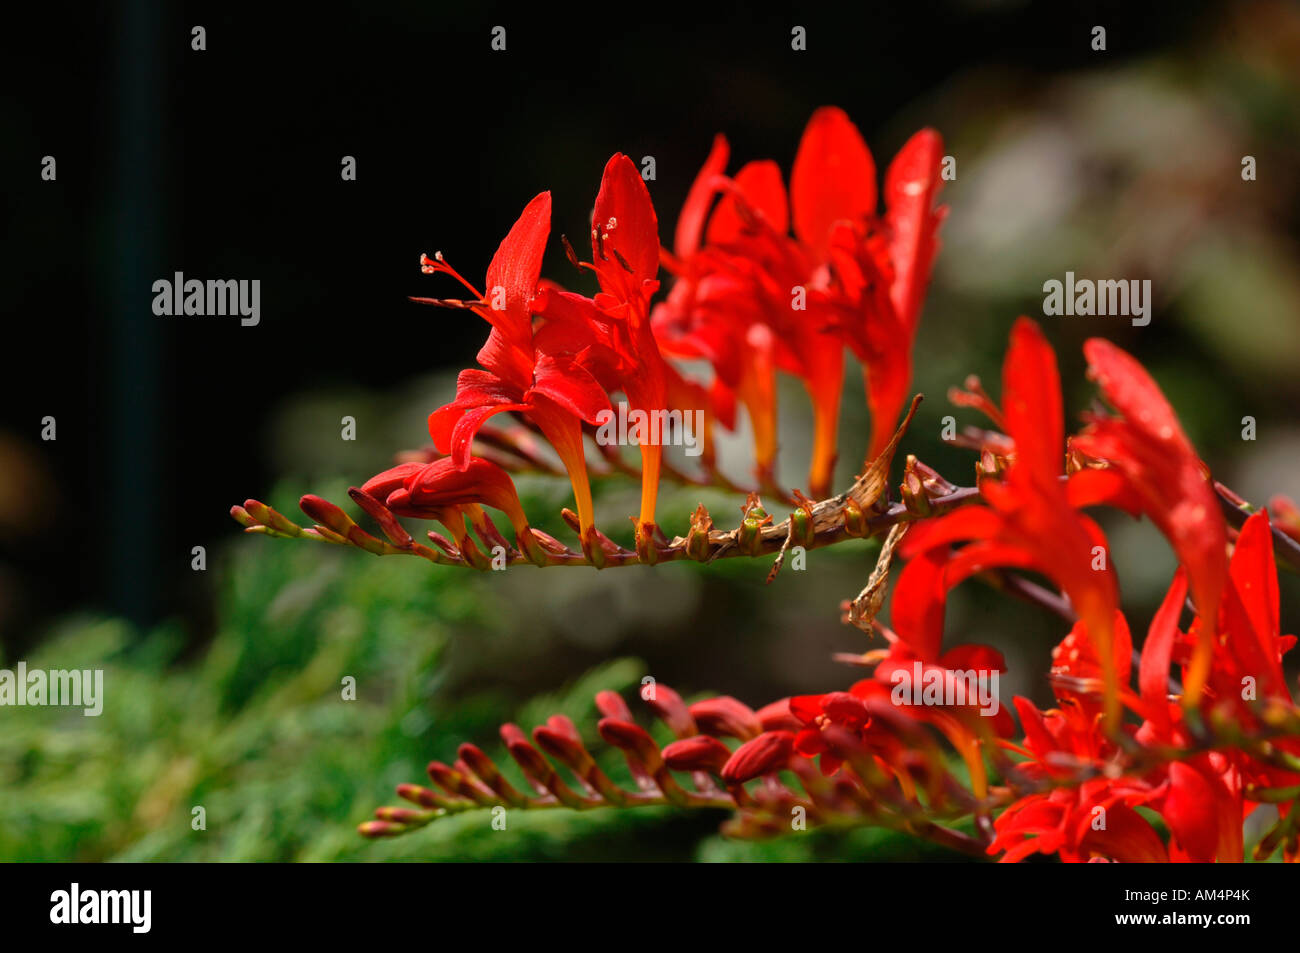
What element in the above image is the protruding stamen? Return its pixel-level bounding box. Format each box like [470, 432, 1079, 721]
[418, 250, 484, 300]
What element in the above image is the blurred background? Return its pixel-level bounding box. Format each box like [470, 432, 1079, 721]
[2, 0, 1298, 860]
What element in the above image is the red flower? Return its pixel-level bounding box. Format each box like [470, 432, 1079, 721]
[420, 192, 612, 557]
[990, 690, 1165, 863]
[1074, 337, 1229, 703]
[1149, 511, 1296, 741]
[895, 318, 1123, 724]
[534, 154, 694, 557]
[790, 688, 875, 776]
[989, 775, 1167, 863]
[655, 108, 946, 496]
[804, 112, 947, 463]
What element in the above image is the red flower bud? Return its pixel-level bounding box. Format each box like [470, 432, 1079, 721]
[597, 718, 662, 768]
[408, 457, 526, 524]
[645, 684, 697, 737]
[360, 462, 425, 502]
[689, 696, 763, 739]
[595, 690, 634, 721]
[720, 730, 794, 783]
[755, 698, 802, 732]
[662, 735, 732, 774]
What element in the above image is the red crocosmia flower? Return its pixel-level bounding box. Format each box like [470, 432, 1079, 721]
[1074, 337, 1229, 705]
[989, 773, 1167, 863]
[1215, 511, 1296, 706]
[790, 689, 874, 776]
[1159, 513, 1297, 739]
[787, 680, 936, 787]
[989, 692, 1166, 863]
[874, 543, 1016, 756]
[1048, 609, 1134, 720]
[896, 318, 1123, 725]
[590, 154, 690, 552]
[825, 124, 947, 462]
[1127, 568, 1247, 863]
[653, 136, 783, 485]
[791, 110, 948, 468]
[420, 192, 612, 557]
[656, 108, 945, 496]
[535, 154, 694, 557]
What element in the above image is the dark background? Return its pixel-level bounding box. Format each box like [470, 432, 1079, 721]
[7, 0, 1300, 863]
[1, 0, 1223, 651]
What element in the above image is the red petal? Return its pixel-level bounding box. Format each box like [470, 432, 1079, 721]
[1002, 318, 1063, 485]
[788, 694, 826, 725]
[483, 191, 551, 344]
[441, 401, 529, 468]
[1080, 802, 1169, 863]
[1161, 762, 1219, 862]
[674, 134, 729, 257]
[592, 153, 660, 292]
[1139, 568, 1187, 729]
[1083, 337, 1188, 448]
[526, 354, 611, 425]
[475, 327, 536, 389]
[451, 368, 521, 407]
[821, 691, 870, 726]
[403, 456, 527, 527]
[1228, 510, 1281, 683]
[1081, 338, 1228, 630]
[884, 128, 946, 334]
[1066, 467, 1143, 516]
[891, 547, 949, 660]
[360, 462, 426, 502]
[791, 106, 877, 261]
[939, 643, 1007, 674]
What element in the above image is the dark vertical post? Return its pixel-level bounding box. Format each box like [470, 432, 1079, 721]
[106, 0, 163, 626]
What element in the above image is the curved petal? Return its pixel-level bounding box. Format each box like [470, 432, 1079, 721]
[891, 547, 949, 660]
[1080, 802, 1168, 863]
[884, 128, 946, 334]
[1161, 762, 1219, 862]
[484, 191, 551, 340]
[527, 354, 611, 425]
[1003, 318, 1063, 485]
[674, 134, 729, 257]
[438, 401, 530, 469]
[1139, 568, 1188, 730]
